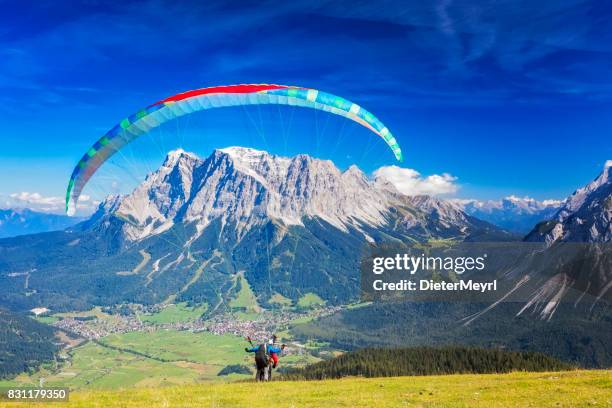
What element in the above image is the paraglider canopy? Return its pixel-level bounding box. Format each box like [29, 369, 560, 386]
[66, 84, 403, 216]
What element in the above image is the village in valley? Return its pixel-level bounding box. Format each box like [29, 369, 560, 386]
[47, 303, 342, 343]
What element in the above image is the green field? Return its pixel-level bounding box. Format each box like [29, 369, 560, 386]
[1, 330, 253, 390]
[100, 331, 246, 365]
[140, 303, 207, 324]
[33, 315, 61, 324]
[54, 306, 113, 320]
[35, 306, 118, 325]
[2, 370, 609, 407]
[296, 293, 326, 309]
[33, 306, 123, 328]
[269, 292, 292, 307]
[2, 304, 330, 392]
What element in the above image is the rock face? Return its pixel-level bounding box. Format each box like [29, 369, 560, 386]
[526, 161, 612, 244]
[91, 147, 506, 245]
[506, 161, 612, 320]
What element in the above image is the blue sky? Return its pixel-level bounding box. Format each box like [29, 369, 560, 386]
[1, 0, 611, 213]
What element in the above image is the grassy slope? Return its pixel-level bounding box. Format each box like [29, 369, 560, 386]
[228, 272, 261, 319]
[296, 293, 326, 308]
[269, 292, 292, 307]
[2, 370, 610, 408]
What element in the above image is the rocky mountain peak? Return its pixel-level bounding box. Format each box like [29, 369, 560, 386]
[81, 147, 505, 244]
[92, 147, 391, 240]
[162, 148, 199, 167]
[526, 160, 611, 244]
[560, 161, 611, 217]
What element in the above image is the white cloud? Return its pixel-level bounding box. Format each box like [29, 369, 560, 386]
[541, 199, 564, 207]
[2, 192, 98, 215]
[9, 192, 63, 207]
[374, 165, 459, 196]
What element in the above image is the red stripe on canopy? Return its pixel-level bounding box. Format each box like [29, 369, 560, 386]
[151, 84, 295, 106]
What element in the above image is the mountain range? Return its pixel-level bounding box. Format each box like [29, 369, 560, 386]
[455, 196, 563, 233]
[1, 148, 609, 319]
[0, 154, 569, 240]
[509, 160, 612, 319]
[454, 160, 612, 321]
[0, 147, 511, 312]
[82, 147, 513, 243]
[1, 147, 610, 369]
[0, 208, 81, 239]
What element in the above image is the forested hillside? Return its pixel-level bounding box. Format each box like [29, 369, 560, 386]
[0, 309, 58, 379]
[281, 346, 572, 380]
[291, 302, 612, 368]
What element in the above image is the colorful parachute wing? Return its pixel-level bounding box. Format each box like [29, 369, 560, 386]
[66, 84, 402, 215]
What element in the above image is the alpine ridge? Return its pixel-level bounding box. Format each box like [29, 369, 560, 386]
[89, 147, 508, 245]
[526, 161, 612, 244]
[0, 147, 510, 312]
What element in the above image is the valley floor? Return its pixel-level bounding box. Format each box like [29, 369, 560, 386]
[2, 370, 610, 408]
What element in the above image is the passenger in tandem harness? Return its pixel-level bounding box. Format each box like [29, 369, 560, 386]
[245, 335, 285, 381]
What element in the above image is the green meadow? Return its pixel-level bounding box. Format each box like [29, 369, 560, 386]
[2, 370, 609, 407]
[2, 330, 252, 390]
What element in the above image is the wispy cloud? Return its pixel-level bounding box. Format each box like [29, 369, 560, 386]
[308, 0, 612, 104]
[4, 0, 612, 113]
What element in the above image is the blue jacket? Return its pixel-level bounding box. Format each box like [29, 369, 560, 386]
[246, 344, 281, 354]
